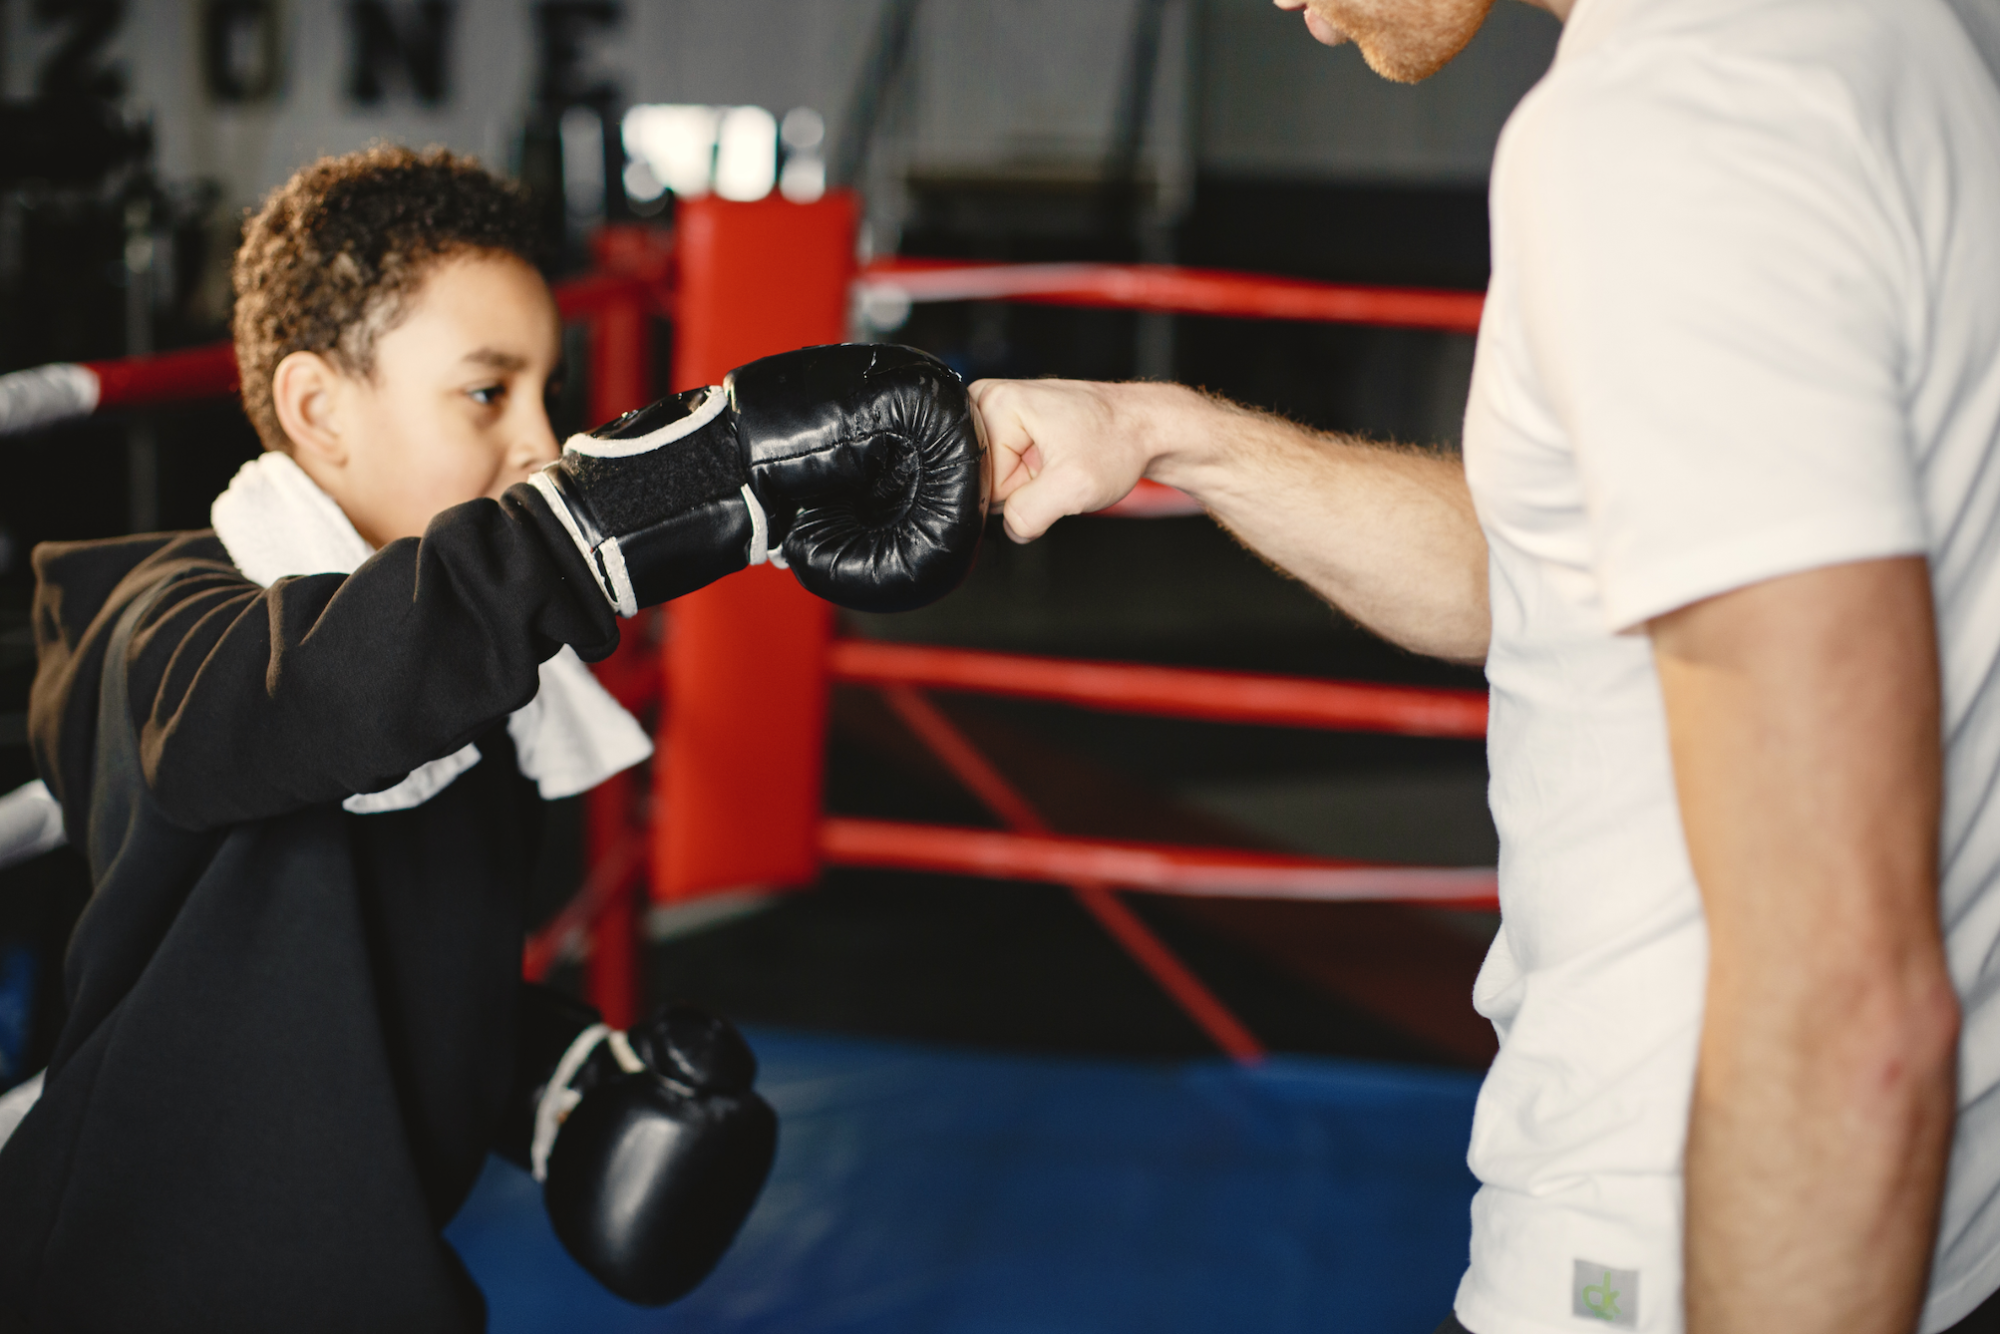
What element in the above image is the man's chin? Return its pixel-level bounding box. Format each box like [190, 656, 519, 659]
[1350, 0, 1496, 83]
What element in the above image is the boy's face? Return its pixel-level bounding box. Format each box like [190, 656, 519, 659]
[280, 252, 564, 548]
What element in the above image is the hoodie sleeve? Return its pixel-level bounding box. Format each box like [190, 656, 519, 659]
[29, 485, 619, 833]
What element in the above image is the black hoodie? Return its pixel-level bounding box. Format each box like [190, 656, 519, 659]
[0, 486, 616, 1332]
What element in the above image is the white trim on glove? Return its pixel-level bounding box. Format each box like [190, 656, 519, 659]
[528, 471, 640, 618]
[529, 1023, 648, 1183]
[562, 385, 727, 458]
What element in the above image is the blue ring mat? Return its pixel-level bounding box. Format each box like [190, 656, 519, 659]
[450, 1028, 1480, 1333]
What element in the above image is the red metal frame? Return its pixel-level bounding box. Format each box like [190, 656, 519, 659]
[878, 684, 1266, 1061]
[577, 268, 656, 1026]
[84, 344, 239, 408]
[832, 640, 1487, 738]
[653, 193, 858, 907]
[821, 820, 1498, 908]
[856, 258, 1486, 333]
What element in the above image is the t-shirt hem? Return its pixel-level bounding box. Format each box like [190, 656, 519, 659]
[1455, 1293, 1606, 1334]
[1464, 1262, 2000, 1334]
[1600, 511, 1927, 634]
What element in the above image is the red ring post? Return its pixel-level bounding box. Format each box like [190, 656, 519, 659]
[655, 192, 859, 905]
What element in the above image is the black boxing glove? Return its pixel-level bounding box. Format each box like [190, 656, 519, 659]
[498, 984, 778, 1306]
[527, 342, 986, 616]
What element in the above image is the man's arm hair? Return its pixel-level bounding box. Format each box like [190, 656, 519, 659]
[1654, 556, 1957, 1334]
[974, 379, 1489, 661]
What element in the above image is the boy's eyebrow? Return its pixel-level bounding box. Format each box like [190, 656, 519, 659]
[461, 347, 529, 371]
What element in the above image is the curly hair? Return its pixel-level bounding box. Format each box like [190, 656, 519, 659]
[231, 145, 541, 451]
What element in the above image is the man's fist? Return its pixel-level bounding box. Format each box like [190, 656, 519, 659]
[969, 378, 1196, 542]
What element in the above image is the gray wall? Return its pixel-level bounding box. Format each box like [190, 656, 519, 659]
[1199, 0, 1558, 183]
[1, 0, 1558, 217]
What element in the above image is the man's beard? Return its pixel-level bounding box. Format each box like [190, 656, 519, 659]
[1321, 0, 1497, 83]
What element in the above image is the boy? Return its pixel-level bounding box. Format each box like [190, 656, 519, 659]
[0, 146, 984, 1329]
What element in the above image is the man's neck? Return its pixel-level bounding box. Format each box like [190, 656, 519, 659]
[1520, 0, 1575, 20]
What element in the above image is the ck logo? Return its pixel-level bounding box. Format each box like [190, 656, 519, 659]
[1572, 1259, 1638, 1328]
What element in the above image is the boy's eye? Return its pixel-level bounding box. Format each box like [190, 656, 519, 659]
[469, 385, 504, 407]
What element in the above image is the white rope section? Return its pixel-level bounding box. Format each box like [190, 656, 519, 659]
[0, 780, 67, 872]
[0, 363, 98, 437]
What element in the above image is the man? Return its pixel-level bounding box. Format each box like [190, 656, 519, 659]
[971, 0, 2000, 1330]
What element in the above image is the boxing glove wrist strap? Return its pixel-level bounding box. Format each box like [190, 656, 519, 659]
[741, 483, 788, 571]
[530, 383, 787, 617]
[531, 1022, 646, 1182]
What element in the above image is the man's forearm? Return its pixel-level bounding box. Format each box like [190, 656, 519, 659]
[1654, 559, 1957, 1334]
[973, 378, 1490, 662]
[1148, 389, 1489, 661]
[1687, 1026, 1956, 1334]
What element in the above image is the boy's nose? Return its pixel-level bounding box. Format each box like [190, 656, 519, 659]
[515, 412, 561, 474]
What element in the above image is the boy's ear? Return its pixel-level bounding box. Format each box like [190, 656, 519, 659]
[271, 351, 349, 467]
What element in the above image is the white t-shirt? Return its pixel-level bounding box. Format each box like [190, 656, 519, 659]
[1456, 0, 2000, 1331]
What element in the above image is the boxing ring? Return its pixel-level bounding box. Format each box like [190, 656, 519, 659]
[0, 192, 1494, 1065]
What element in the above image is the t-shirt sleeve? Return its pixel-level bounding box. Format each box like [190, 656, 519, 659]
[1505, 44, 1926, 631]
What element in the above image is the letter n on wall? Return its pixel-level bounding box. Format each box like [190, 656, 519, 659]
[346, 1, 453, 106]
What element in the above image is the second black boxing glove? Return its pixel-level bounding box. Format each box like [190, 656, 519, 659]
[527, 343, 985, 616]
[498, 983, 778, 1307]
